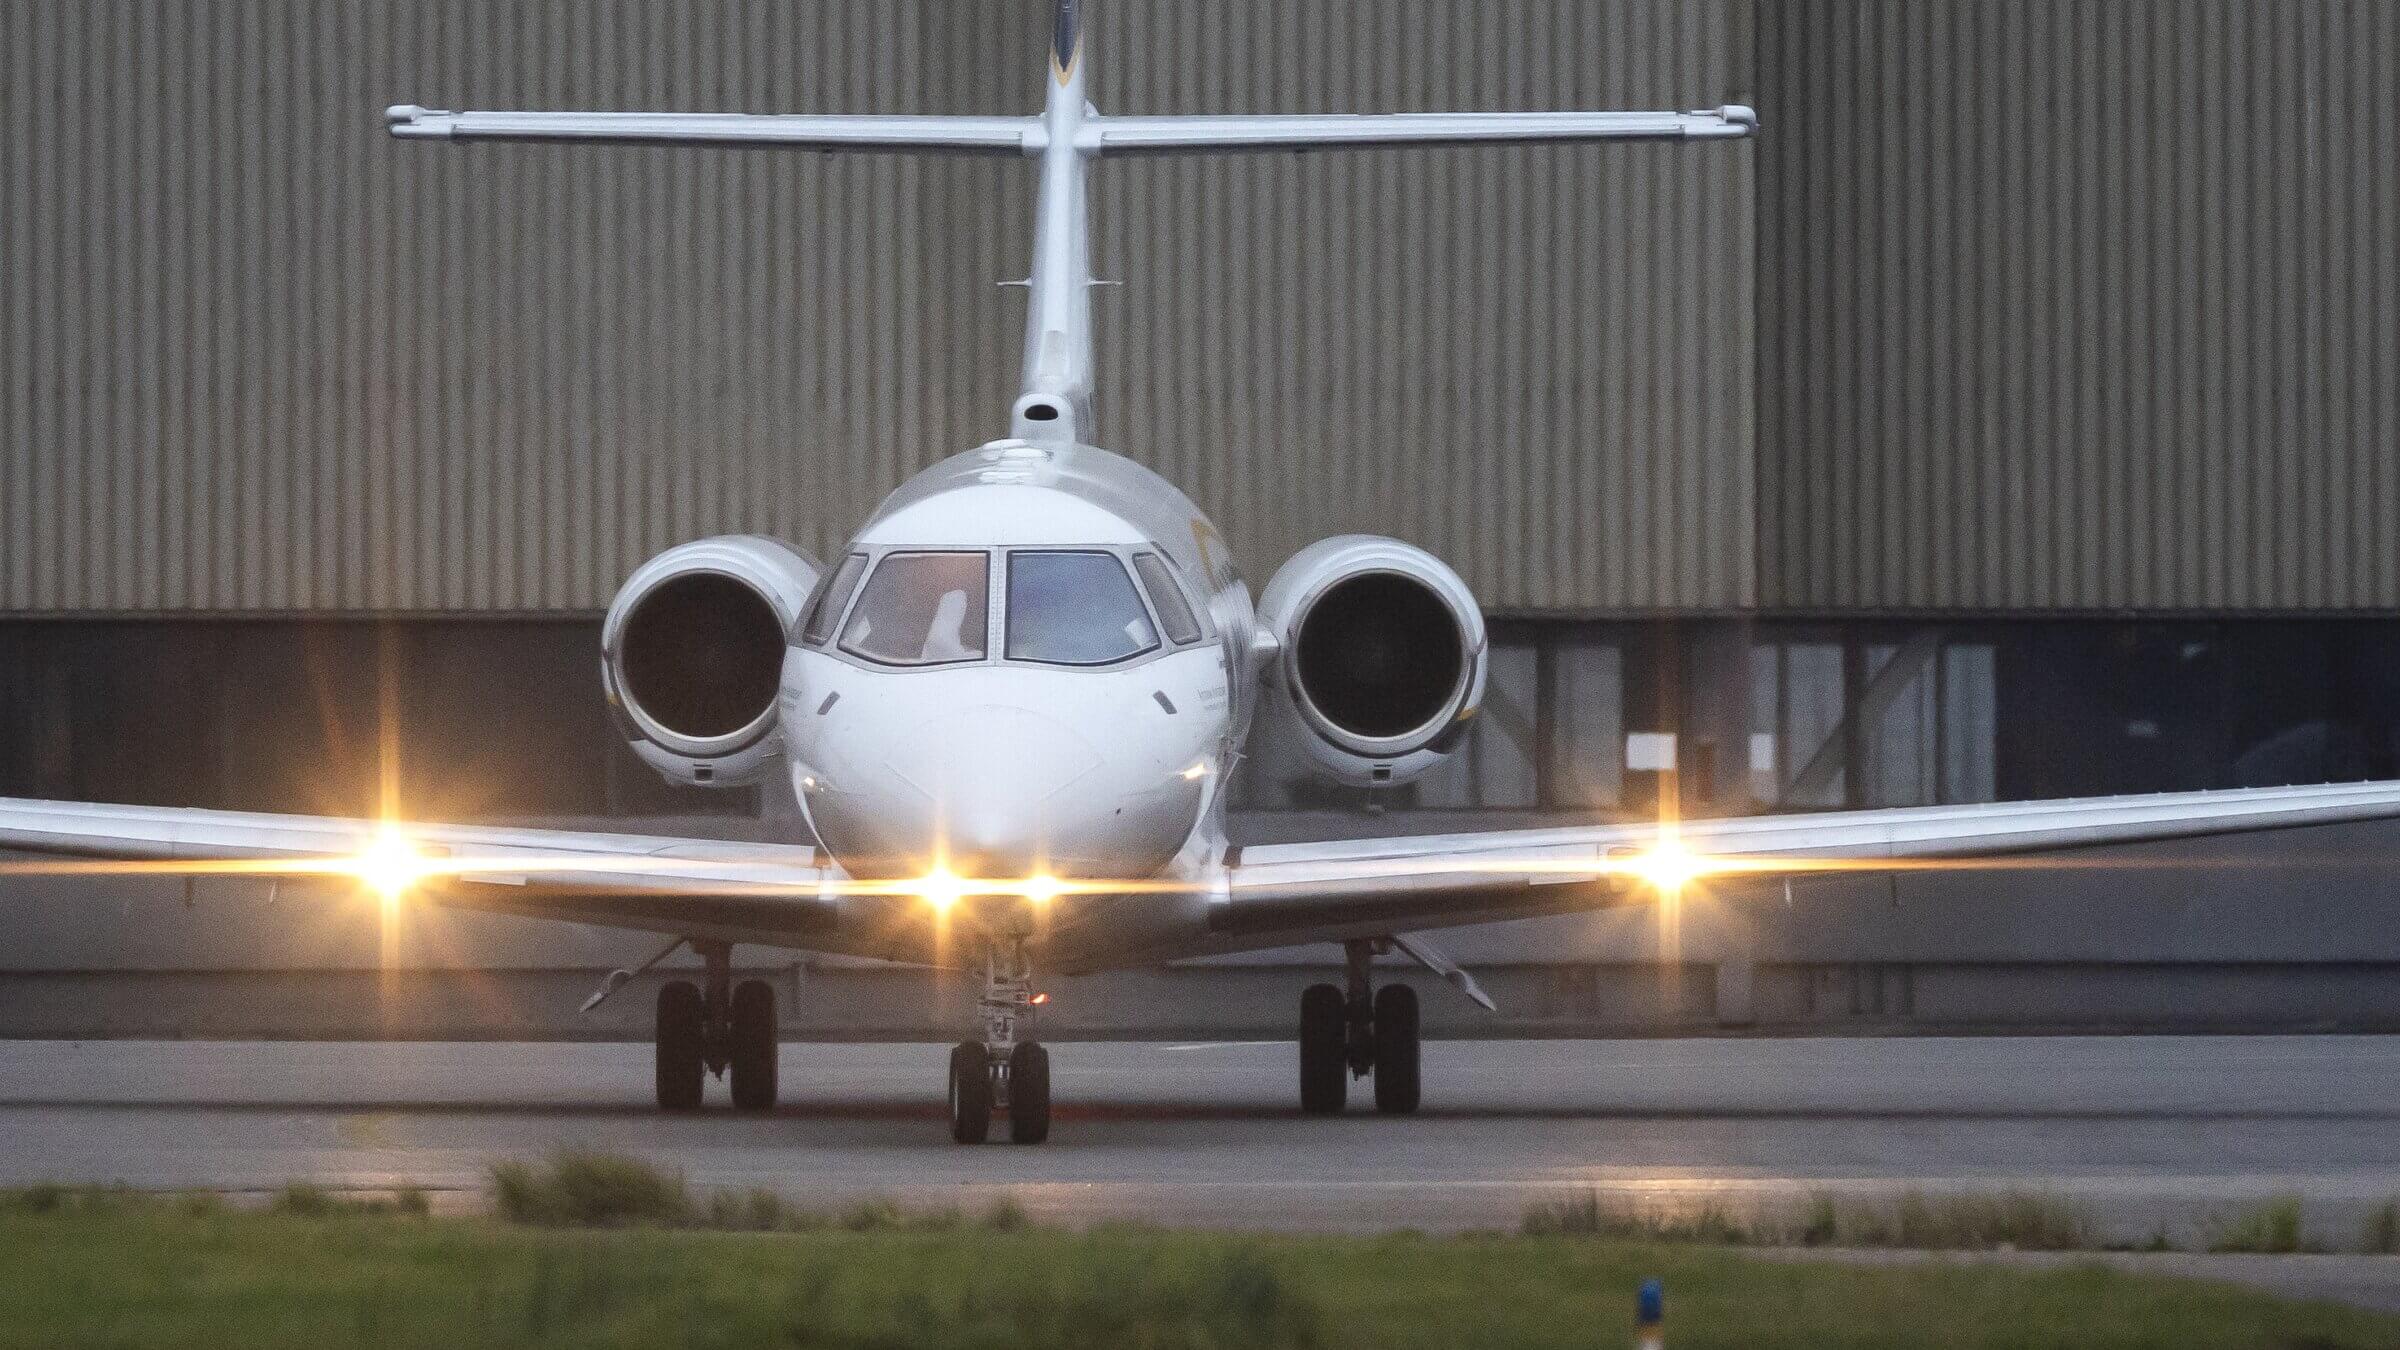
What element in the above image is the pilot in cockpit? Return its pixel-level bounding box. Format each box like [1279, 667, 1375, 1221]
[840, 551, 988, 666]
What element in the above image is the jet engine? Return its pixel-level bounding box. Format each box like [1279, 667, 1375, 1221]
[1255, 535, 1488, 787]
[601, 535, 821, 788]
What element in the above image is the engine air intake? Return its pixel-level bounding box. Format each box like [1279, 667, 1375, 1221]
[618, 573, 785, 741]
[601, 535, 822, 788]
[1256, 534, 1488, 787]
[1294, 572, 1468, 741]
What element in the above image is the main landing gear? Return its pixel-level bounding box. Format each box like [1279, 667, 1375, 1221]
[1299, 938, 1420, 1115]
[654, 939, 780, 1112]
[948, 937, 1052, 1145]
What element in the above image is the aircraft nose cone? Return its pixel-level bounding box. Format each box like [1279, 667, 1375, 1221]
[892, 706, 1101, 876]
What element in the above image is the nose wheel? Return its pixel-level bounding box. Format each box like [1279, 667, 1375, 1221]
[651, 941, 780, 1112]
[1297, 940, 1421, 1115]
[948, 939, 1052, 1143]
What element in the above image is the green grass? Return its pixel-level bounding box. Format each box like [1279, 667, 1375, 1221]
[1522, 1191, 1751, 1245]
[271, 1181, 432, 1220]
[1, 1199, 2397, 1348]
[491, 1151, 692, 1228]
[2359, 1200, 2400, 1255]
[1524, 1189, 2095, 1252]
[486, 1151, 1034, 1235]
[2205, 1195, 2316, 1254]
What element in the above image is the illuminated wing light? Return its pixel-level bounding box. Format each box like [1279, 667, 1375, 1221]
[918, 867, 967, 912]
[351, 828, 433, 901]
[911, 871, 1071, 908]
[1618, 837, 1708, 894]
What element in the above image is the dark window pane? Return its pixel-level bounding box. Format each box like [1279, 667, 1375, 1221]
[1132, 553, 1203, 645]
[1006, 551, 1159, 666]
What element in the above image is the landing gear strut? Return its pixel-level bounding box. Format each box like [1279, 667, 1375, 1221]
[653, 940, 779, 1112]
[949, 938, 1051, 1144]
[1298, 939, 1419, 1115]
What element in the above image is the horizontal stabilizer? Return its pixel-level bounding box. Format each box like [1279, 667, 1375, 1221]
[385, 106, 1036, 155]
[1080, 105, 1756, 154]
[386, 105, 1756, 158]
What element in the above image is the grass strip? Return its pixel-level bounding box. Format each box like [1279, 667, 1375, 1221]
[1524, 1188, 2098, 1251]
[2, 1197, 2396, 1348]
[1526, 1187, 2400, 1256]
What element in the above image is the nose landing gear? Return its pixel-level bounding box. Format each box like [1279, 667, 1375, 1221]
[652, 940, 780, 1112]
[1298, 938, 1420, 1115]
[949, 938, 1052, 1144]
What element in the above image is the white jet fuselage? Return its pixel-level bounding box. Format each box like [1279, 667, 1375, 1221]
[779, 439, 1256, 911]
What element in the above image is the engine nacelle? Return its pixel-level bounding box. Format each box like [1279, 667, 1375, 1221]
[601, 535, 821, 789]
[1255, 535, 1488, 787]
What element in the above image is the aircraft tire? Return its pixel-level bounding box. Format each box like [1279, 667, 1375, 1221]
[1371, 983, 1421, 1115]
[1299, 982, 1347, 1115]
[949, 1041, 993, 1144]
[655, 980, 706, 1111]
[728, 979, 778, 1111]
[1007, 1041, 1052, 1144]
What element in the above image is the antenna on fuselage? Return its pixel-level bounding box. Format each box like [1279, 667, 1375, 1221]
[386, 0, 1752, 448]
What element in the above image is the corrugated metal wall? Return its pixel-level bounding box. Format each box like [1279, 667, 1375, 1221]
[1092, 1, 1755, 612]
[1758, 0, 2400, 612]
[29, 2, 2385, 618]
[2, 2, 981, 613]
[0, 0, 1754, 615]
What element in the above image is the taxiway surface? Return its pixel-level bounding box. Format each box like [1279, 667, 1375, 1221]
[2, 1036, 2396, 1247]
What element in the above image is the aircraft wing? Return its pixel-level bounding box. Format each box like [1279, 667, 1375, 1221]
[1202, 781, 2400, 956]
[0, 797, 842, 947]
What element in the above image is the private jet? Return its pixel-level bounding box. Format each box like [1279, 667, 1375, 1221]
[10, 0, 2400, 1144]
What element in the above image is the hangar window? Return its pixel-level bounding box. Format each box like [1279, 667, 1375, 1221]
[801, 553, 867, 645]
[840, 551, 989, 666]
[1132, 552, 1205, 645]
[1006, 551, 1160, 666]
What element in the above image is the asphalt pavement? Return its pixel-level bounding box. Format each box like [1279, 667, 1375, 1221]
[3, 1034, 2398, 1304]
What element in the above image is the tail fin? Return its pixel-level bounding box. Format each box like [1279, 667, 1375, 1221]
[388, 2, 1751, 446]
[1051, 0, 1084, 86]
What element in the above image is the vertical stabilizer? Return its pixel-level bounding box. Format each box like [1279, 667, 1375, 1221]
[1051, 0, 1084, 85]
[1011, 0, 1097, 444]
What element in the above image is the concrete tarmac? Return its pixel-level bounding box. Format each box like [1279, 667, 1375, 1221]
[3, 1036, 2399, 1251]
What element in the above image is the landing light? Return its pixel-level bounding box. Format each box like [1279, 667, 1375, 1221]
[913, 871, 1065, 907]
[919, 868, 966, 912]
[1625, 838, 1707, 894]
[353, 828, 430, 901]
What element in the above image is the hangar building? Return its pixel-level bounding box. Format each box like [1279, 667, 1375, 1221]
[4, 0, 2398, 1038]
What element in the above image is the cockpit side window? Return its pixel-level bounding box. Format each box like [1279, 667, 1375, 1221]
[839, 551, 989, 666]
[1132, 552, 1204, 645]
[801, 553, 868, 646]
[1006, 551, 1161, 667]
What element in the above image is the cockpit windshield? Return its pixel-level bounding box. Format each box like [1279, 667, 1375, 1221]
[1006, 551, 1160, 666]
[840, 551, 989, 666]
[802, 553, 867, 645]
[1132, 552, 1204, 645]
